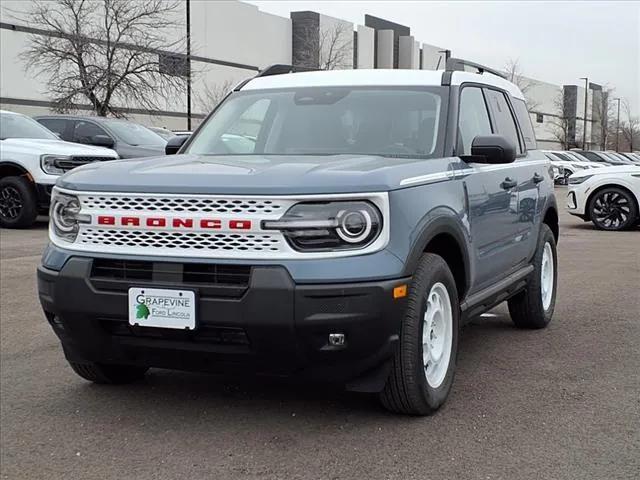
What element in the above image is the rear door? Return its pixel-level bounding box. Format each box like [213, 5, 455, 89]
[485, 89, 543, 265]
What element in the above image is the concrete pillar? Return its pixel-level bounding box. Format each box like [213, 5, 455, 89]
[356, 25, 375, 69]
[398, 35, 415, 69]
[377, 30, 394, 69]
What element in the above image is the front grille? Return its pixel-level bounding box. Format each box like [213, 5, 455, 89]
[90, 259, 251, 298]
[80, 229, 284, 253]
[80, 195, 287, 214]
[56, 156, 117, 172]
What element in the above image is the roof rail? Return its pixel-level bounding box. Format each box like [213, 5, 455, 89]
[445, 57, 507, 79]
[234, 64, 318, 91]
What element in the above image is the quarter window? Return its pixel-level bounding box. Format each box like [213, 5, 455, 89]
[484, 89, 523, 154]
[457, 87, 492, 155]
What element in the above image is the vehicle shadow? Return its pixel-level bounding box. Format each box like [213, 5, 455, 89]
[54, 309, 520, 424]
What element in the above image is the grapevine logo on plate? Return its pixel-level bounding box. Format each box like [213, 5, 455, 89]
[128, 287, 196, 330]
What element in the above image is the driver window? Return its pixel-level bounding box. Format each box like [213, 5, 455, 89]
[73, 121, 109, 144]
[458, 87, 492, 155]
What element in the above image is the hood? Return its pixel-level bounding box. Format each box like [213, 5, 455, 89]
[570, 164, 640, 178]
[56, 153, 456, 194]
[0, 138, 117, 157]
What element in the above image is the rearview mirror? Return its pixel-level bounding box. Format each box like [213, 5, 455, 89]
[90, 134, 115, 148]
[468, 135, 516, 164]
[165, 135, 188, 155]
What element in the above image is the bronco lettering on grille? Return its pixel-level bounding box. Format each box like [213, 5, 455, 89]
[96, 215, 252, 230]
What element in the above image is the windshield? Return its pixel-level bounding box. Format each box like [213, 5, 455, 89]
[101, 119, 166, 146]
[186, 87, 446, 158]
[0, 112, 59, 140]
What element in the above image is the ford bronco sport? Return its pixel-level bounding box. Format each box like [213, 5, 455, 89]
[38, 60, 559, 415]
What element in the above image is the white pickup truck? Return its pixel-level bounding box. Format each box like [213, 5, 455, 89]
[0, 110, 118, 228]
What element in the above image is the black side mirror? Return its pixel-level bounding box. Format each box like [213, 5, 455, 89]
[468, 134, 516, 164]
[90, 134, 115, 148]
[165, 135, 188, 155]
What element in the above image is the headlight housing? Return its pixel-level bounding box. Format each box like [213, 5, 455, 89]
[41, 155, 71, 175]
[263, 201, 382, 251]
[568, 175, 593, 185]
[50, 191, 90, 242]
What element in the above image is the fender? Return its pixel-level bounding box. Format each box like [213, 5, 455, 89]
[540, 192, 559, 244]
[401, 212, 472, 293]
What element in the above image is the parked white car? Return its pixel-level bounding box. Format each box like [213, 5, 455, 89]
[0, 110, 118, 228]
[567, 165, 640, 230]
[543, 150, 602, 185]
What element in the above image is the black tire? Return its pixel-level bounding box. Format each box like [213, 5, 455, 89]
[68, 361, 148, 384]
[508, 224, 557, 329]
[0, 176, 38, 229]
[588, 187, 638, 231]
[380, 253, 459, 415]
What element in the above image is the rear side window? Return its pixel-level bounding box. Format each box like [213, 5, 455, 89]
[484, 89, 523, 154]
[457, 87, 492, 155]
[38, 118, 70, 140]
[512, 99, 537, 150]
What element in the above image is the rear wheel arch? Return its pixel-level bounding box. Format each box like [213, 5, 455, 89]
[542, 206, 559, 242]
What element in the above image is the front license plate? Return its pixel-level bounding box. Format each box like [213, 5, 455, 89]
[128, 287, 196, 330]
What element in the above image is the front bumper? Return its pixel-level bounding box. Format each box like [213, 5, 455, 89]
[38, 257, 409, 391]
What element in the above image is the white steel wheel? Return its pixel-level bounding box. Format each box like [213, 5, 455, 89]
[540, 242, 554, 311]
[422, 282, 453, 388]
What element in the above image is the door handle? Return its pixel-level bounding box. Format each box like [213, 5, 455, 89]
[501, 177, 517, 190]
[533, 172, 544, 184]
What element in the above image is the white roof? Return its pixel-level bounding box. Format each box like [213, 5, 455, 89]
[242, 69, 525, 100]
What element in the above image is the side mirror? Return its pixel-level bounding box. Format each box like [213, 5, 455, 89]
[469, 135, 516, 164]
[165, 135, 188, 155]
[90, 134, 115, 148]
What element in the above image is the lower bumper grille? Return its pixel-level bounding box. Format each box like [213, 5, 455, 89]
[90, 259, 251, 298]
[100, 320, 250, 345]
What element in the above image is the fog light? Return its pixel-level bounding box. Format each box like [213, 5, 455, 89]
[328, 333, 345, 346]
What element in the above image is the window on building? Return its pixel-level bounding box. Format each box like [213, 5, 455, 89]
[159, 53, 189, 77]
[484, 89, 523, 154]
[536, 113, 544, 123]
[457, 87, 492, 155]
[512, 98, 537, 150]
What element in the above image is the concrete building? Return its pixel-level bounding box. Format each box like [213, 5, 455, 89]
[0, 0, 606, 148]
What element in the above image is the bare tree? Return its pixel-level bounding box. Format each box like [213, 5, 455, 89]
[294, 22, 353, 70]
[547, 92, 573, 150]
[620, 100, 640, 151]
[195, 79, 235, 114]
[18, 0, 186, 117]
[503, 58, 539, 110]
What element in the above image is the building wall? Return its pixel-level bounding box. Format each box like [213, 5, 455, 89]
[0, 0, 290, 130]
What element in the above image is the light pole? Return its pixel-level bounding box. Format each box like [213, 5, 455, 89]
[186, 0, 192, 131]
[615, 97, 621, 152]
[579, 77, 588, 149]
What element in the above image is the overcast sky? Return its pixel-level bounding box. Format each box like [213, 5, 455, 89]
[247, 1, 640, 115]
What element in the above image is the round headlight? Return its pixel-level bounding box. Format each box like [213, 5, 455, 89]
[52, 199, 80, 233]
[337, 209, 372, 243]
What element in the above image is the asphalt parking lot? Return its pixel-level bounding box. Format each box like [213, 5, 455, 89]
[1, 198, 638, 480]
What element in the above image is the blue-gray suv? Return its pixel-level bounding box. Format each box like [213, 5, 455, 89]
[38, 60, 559, 415]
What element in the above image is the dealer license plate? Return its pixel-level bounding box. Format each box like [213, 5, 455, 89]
[128, 287, 196, 330]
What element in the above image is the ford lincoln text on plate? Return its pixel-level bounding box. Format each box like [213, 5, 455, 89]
[37, 60, 560, 415]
